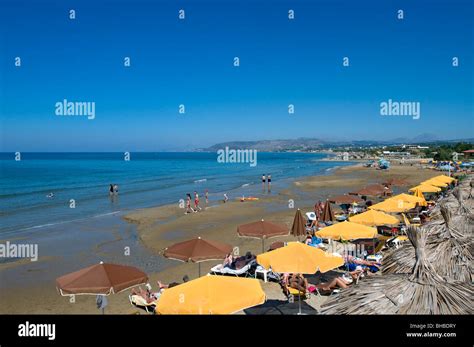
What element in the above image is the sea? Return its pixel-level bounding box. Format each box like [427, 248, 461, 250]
[0, 152, 353, 235]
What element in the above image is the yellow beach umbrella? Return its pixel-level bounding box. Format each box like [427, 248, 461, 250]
[391, 193, 426, 205]
[409, 184, 441, 193]
[256, 242, 344, 274]
[155, 276, 265, 314]
[349, 209, 400, 226]
[315, 221, 378, 240]
[421, 178, 448, 187]
[368, 198, 416, 213]
[410, 188, 428, 206]
[433, 175, 455, 183]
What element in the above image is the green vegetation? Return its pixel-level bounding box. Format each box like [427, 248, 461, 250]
[422, 142, 472, 161]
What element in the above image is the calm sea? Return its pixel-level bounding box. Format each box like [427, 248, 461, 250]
[0, 152, 353, 235]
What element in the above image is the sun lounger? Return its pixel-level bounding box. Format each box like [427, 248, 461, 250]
[308, 285, 341, 297]
[210, 260, 256, 277]
[128, 294, 156, 314]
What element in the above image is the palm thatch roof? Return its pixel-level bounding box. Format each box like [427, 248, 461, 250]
[382, 204, 473, 282]
[322, 226, 473, 314]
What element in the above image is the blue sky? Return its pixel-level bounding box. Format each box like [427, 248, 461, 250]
[0, 0, 472, 151]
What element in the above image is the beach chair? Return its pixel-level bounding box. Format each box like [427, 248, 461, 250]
[402, 213, 421, 228]
[128, 294, 156, 314]
[308, 285, 341, 298]
[209, 260, 256, 277]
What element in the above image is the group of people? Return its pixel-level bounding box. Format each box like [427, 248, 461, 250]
[280, 255, 381, 297]
[185, 191, 207, 214]
[261, 174, 272, 192]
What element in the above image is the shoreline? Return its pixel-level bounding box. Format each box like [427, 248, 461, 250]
[0, 162, 445, 314]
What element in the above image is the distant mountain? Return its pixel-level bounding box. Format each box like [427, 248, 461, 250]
[203, 138, 326, 152]
[410, 133, 440, 143]
[199, 136, 474, 151]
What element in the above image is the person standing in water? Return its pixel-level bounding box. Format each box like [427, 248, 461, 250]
[205, 189, 209, 204]
[267, 174, 272, 192]
[113, 184, 119, 195]
[262, 174, 266, 191]
[109, 184, 114, 196]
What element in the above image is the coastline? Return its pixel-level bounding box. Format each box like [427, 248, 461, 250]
[0, 162, 443, 314]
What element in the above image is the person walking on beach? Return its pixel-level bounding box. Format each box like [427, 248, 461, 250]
[223, 193, 229, 203]
[267, 174, 272, 192]
[185, 193, 195, 214]
[205, 189, 209, 204]
[194, 191, 202, 212]
[262, 174, 266, 191]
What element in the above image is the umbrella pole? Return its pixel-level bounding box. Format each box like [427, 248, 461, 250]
[198, 263, 201, 277]
[262, 238, 265, 253]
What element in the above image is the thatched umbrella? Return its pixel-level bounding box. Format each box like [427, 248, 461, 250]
[320, 200, 335, 223]
[290, 209, 306, 240]
[382, 204, 473, 283]
[322, 226, 474, 314]
[452, 187, 474, 221]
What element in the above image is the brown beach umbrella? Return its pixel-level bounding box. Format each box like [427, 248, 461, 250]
[350, 184, 392, 197]
[328, 195, 364, 205]
[291, 209, 306, 239]
[56, 262, 148, 296]
[320, 200, 335, 223]
[322, 226, 473, 314]
[383, 178, 409, 187]
[163, 237, 233, 277]
[237, 219, 289, 252]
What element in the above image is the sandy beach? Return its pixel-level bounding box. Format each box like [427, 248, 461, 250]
[0, 163, 445, 314]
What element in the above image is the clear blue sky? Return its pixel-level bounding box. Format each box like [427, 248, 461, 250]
[0, 0, 472, 151]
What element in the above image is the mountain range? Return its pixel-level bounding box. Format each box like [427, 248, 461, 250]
[201, 134, 474, 151]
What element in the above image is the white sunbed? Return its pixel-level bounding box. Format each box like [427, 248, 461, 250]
[128, 294, 157, 314]
[209, 260, 255, 277]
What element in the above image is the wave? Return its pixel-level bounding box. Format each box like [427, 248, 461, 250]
[194, 179, 207, 183]
[1, 211, 122, 236]
[241, 183, 251, 187]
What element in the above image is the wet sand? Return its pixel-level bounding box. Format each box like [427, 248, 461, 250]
[0, 163, 442, 314]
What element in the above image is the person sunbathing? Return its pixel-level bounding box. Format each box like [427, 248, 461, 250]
[281, 273, 308, 296]
[131, 286, 157, 304]
[223, 253, 234, 268]
[309, 276, 349, 293]
[344, 254, 381, 269]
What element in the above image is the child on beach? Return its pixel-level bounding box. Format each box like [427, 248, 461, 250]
[194, 191, 202, 211]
